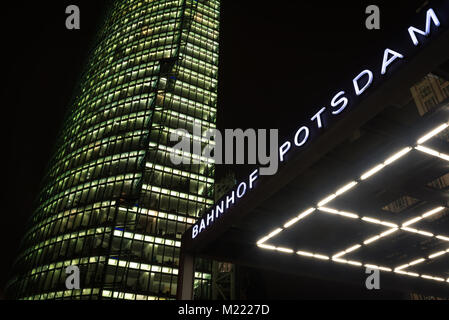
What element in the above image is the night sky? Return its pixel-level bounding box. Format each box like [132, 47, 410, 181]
[0, 0, 429, 294]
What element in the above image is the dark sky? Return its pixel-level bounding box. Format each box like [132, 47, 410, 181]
[0, 0, 429, 292]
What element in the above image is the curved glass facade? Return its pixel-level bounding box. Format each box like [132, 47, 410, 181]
[7, 0, 220, 300]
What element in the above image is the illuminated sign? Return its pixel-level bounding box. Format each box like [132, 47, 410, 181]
[192, 169, 259, 239]
[192, 8, 443, 240]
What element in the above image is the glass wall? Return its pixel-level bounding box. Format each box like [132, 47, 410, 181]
[7, 0, 220, 300]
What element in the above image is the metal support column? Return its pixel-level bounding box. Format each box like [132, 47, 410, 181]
[177, 250, 195, 300]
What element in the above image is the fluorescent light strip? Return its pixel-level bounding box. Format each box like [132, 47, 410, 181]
[401, 227, 434, 237]
[361, 164, 385, 180]
[276, 247, 294, 254]
[283, 217, 301, 229]
[345, 244, 362, 253]
[268, 228, 283, 238]
[338, 211, 360, 219]
[309, 180, 359, 219]
[418, 230, 433, 237]
[395, 270, 419, 277]
[296, 250, 314, 257]
[363, 235, 380, 245]
[422, 207, 445, 218]
[332, 258, 347, 264]
[319, 207, 339, 214]
[357, 145, 415, 182]
[421, 275, 445, 282]
[363, 228, 398, 245]
[362, 217, 398, 228]
[384, 147, 413, 165]
[295, 250, 329, 261]
[332, 251, 346, 259]
[332, 244, 362, 259]
[409, 258, 425, 266]
[395, 264, 410, 271]
[379, 267, 393, 272]
[401, 227, 417, 233]
[380, 228, 399, 237]
[335, 181, 358, 196]
[417, 123, 449, 144]
[437, 235, 449, 241]
[257, 244, 276, 250]
[415, 145, 439, 157]
[257, 228, 283, 245]
[415, 145, 449, 161]
[402, 216, 423, 227]
[297, 208, 316, 220]
[314, 254, 330, 260]
[364, 264, 392, 272]
[395, 250, 449, 279]
[283, 208, 315, 228]
[332, 258, 362, 267]
[402, 206, 446, 230]
[362, 217, 380, 224]
[429, 251, 446, 259]
[317, 194, 337, 207]
[318, 207, 359, 219]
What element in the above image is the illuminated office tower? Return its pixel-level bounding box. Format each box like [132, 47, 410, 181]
[7, 0, 220, 300]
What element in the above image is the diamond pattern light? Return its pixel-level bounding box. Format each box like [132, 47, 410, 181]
[257, 121, 449, 285]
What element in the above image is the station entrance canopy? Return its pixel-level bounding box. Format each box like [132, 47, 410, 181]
[179, 1, 449, 299]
